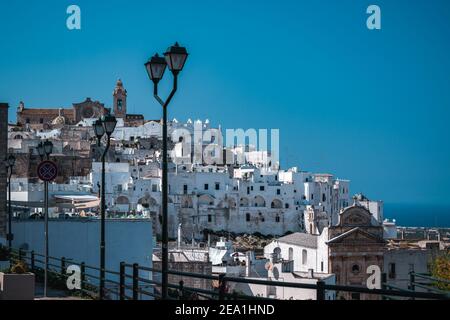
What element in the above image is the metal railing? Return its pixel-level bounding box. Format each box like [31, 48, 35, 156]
[3, 246, 450, 301]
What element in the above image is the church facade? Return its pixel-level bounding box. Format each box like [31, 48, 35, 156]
[16, 79, 132, 130]
[327, 206, 386, 300]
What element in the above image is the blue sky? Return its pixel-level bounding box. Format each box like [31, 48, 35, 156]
[1, 0, 449, 206]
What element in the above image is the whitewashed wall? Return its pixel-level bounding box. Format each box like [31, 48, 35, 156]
[11, 219, 153, 291]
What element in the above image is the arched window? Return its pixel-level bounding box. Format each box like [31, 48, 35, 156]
[253, 196, 266, 207]
[271, 199, 282, 209]
[302, 249, 307, 265]
[116, 196, 129, 205]
[288, 247, 293, 261]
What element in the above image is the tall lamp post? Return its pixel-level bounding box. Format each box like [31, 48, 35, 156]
[37, 140, 53, 297]
[5, 154, 16, 250]
[94, 115, 117, 300]
[145, 42, 188, 299]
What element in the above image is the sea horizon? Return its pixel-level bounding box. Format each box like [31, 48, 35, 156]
[384, 203, 450, 228]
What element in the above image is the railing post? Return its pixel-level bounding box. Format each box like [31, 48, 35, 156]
[179, 280, 184, 300]
[31, 251, 35, 271]
[218, 273, 227, 300]
[409, 272, 415, 300]
[61, 257, 66, 275]
[316, 280, 326, 300]
[119, 262, 125, 300]
[133, 263, 139, 300]
[381, 273, 387, 300]
[80, 262, 85, 291]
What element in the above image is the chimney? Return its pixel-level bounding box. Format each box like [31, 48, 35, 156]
[308, 269, 314, 279]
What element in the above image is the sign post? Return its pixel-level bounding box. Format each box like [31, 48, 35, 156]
[37, 160, 58, 297]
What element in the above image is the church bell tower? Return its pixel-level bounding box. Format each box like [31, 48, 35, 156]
[113, 79, 127, 118]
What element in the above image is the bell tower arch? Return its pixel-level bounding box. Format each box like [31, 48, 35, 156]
[113, 79, 127, 118]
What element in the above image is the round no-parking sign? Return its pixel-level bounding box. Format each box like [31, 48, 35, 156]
[37, 160, 58, 182]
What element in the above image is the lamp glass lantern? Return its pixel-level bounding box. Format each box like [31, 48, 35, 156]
[7, 154, 15, 167]
[102, 115, 117, 136]
[145, 54, 167, 83]
[164, 42, 188, 74]
[43, 140, 53, 156]
[94, 119, 105, 140]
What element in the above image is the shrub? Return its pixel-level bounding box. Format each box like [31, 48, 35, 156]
[430, 252, 450, 291]
[10, 260, 28, 274]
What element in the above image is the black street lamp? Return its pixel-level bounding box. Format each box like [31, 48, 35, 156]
[94, 114, 117, 300]
[145, 42, 188, 300]
[37, 139, 53, 297]
[5, 154, 16, 250]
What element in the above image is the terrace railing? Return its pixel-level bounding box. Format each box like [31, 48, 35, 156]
[4, 246, 450, 301]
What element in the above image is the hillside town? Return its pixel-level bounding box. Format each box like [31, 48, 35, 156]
[0, 80, 449, 300]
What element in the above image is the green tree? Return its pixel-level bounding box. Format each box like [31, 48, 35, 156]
[430, 252, 450, 291]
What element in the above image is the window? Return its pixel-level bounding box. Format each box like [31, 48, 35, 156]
[208, 215, 212, 223]
[321, 261, 324, 272]
[247, 187, 250, 195]
[388, 263, 396, 279]
[152, 184, 157, 192]
[275, 215, 280, 223]
[311, 194, 314, 200]
[40, 118, 44, 124]
[215, 182, 220, 190]
[260, 186, 265, 191]
[302, 249, 307, 265]
[352, 264, 360, 274]
[183, 184, 188, 194]
[288, 247, 294, 261]
[117, 99, 123, 111]
[204, 184, 209, 190]
[322, 194, 326, 202]
[26, 118, 30, 124]
[246, 213, 250, 222]
[277, 189, 281, 195]
[285, 203, 289, 209]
